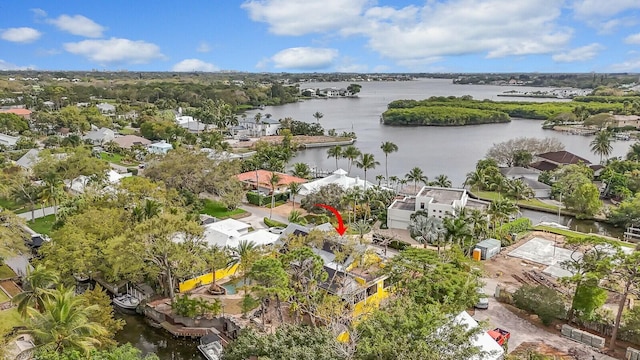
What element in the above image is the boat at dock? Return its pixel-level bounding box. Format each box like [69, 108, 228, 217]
[197, 333, 223, 360]
[112, 294, 140, 310]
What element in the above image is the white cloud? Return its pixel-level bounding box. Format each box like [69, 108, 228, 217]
[172, 59, 219, 72]
[572, 0, 640, 20]
[242, 0, 369, 35]
[64, 38, 163, 64]
[30, 8, 48, 18]
[0, 60, 35, 70]
[196, 42, 211, 53]
[1, 27, 42, 43]
[271, 47, 338, 69]
[344, 0, 571, 64]
[626, 33, 640, 44]
[552, 43, 604, 62]
[611, 58, 640, 72]
[48, 14, 106, 38]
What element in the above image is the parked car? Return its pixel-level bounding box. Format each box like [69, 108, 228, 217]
[475, 289, 489, 309]
[488, 328, 510, 346]
[268, 227, 284, 234]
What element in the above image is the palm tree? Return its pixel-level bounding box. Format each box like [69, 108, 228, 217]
[590, 130, 613, 163]
[380, 141, 398, 187]
[287, 182, 301, 209]
[342, 145, 361, 175]
[268, 172, 281, 219]
[27, 286, 107, 354]
[488, 198, 519, 233]
[229, 240, 260, 288]
[405, 167, 428, 193]
[388, 175, 399, 193]
[288, 209, 306, 225]
[312, 111, 323, 123]
[326, 145, 343, 170]
[291, 162, 311, 179]
[467, 209, 490, 242]
[465, 169, 487, 190]
[626, 142, 640, 161]
[39, 172, 65, 219]
[206, 245, 231, 293]
[443, 216, 473, 253]
[375, 174, 385, 186]
[432, 174, 452, 188]
[355, 153, 379, 191]
[13, 265, 59, 316]
[507, 179, 534, 201]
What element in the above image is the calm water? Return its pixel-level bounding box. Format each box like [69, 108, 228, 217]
[244, 79, 630, 186]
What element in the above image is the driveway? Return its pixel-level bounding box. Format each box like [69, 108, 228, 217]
[476, 280, 616, 359]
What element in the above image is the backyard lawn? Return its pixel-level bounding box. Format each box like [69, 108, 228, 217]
[0, 197, 26, 212]
[0, 265, 15, 279]
[200, 200, 247, 219]
[533, 225, 635, 248]
[473, 190, 564, 212]
[27, 214, 56, 235]
[0, 308, 24, 338]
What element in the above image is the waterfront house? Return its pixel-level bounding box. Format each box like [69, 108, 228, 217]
[238, 117, 281, 137]
[84, 127, 115, 145]
[611, 115, 640, 129]
[236, 170, 307, 194]
[387, 186, 488, 230]
[298, 169, 376, 201]
[530, 150, 603, 175]
[499, 167, 551, 198]
[0, 133, 19, 148]
[148, 141, 173, 155]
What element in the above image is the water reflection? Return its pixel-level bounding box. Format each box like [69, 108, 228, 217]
[114, 310, 200, 360]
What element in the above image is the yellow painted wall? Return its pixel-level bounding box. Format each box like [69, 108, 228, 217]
[178, 264, 239, 293]
[352, 278, 390, 319]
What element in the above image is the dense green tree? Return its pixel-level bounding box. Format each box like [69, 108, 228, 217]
[552, 164, 601, 217]
[356, 299, 490, 360]
[223, 325, 342, 360]
[608, 194, 640, 227]
[0, 112, 29, 134]
[249, 257, 290, 325]
[78, 286, 125, 349]
[486, 137, 564, 167]
[512, 285, 566, 325]
[34, 344, 159, 360]
[609, 251, 640, 348]
[301, 184, 345, 213]
[290, 162, 312, 179]
[487, 198, 519, 230]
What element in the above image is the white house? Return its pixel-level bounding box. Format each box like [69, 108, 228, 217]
[0, 133, 19, 148]
[96, 102, 116, 115]
[238, 117, 281, 137]
[66, 169, 132, 194]
[15, 149, 41, 170]
[200, 219, 280, 248]
[451, 311, 505, 360]
[298, 169, 376, 201]
[148, 141, 173, 155]
[387, 186, 488, 230]
[84, 127, 115, 145]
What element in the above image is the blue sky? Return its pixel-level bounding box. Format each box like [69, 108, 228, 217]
[1, 0, 640, 73]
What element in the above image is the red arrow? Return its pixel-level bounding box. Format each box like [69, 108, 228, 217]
[314, 204, 348, 236]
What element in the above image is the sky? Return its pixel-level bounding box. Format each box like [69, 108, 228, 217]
[1, 0, 640, 73]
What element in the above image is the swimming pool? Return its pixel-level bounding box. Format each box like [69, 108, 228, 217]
[221, 278, 250, 295]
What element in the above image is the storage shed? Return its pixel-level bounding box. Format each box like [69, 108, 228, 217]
[474, 238, 502, 260]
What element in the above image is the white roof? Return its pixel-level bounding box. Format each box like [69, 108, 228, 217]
[150, 142, 173, 149]
[201, 220, 277, 248]
[238, 230, 280, 247]
[452, 311, 504, 360]
[107, 170, 131, 184]
[0, 133, 19, 146]
[299, 168, 375, 196]
[15, 148, 40, 169]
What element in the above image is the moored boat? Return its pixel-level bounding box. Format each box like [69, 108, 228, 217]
[198, 333, 223, 360]
[112, 294, 140, 310]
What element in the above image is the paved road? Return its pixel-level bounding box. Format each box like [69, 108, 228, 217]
[239, 204, 289, 225]
[478, 280, 616, 359]
[17, 206, 57, 221]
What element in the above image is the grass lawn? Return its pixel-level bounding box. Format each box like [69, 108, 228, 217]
[100, 152, 138, 167]
[533, 225, 635, 248]
[0, 197, 26, 212]
[118, 128, 136, 135]
[27, 214, 56, 235]
[0, 265, 16, 279]
[0, 308, 24, 337]
[200, 199, 247, 219]
[473, 190, 564, 212]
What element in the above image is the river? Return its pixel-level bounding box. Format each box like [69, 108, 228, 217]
[243, 79, 631, 187]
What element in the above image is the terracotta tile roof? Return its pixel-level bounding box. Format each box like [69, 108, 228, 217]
[236, 170, 307, 188]
[536, 151, 590, 165]
[112, 135, 151, 149]
[0, 108, 32, 116]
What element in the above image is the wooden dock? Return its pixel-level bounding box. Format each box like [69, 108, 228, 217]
[624, 227, 640, 243]
[159, 322, 214, 338]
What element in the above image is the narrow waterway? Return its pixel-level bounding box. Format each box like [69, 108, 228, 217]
[520, 209, 624, 239]
[114, 310, 200, 360]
